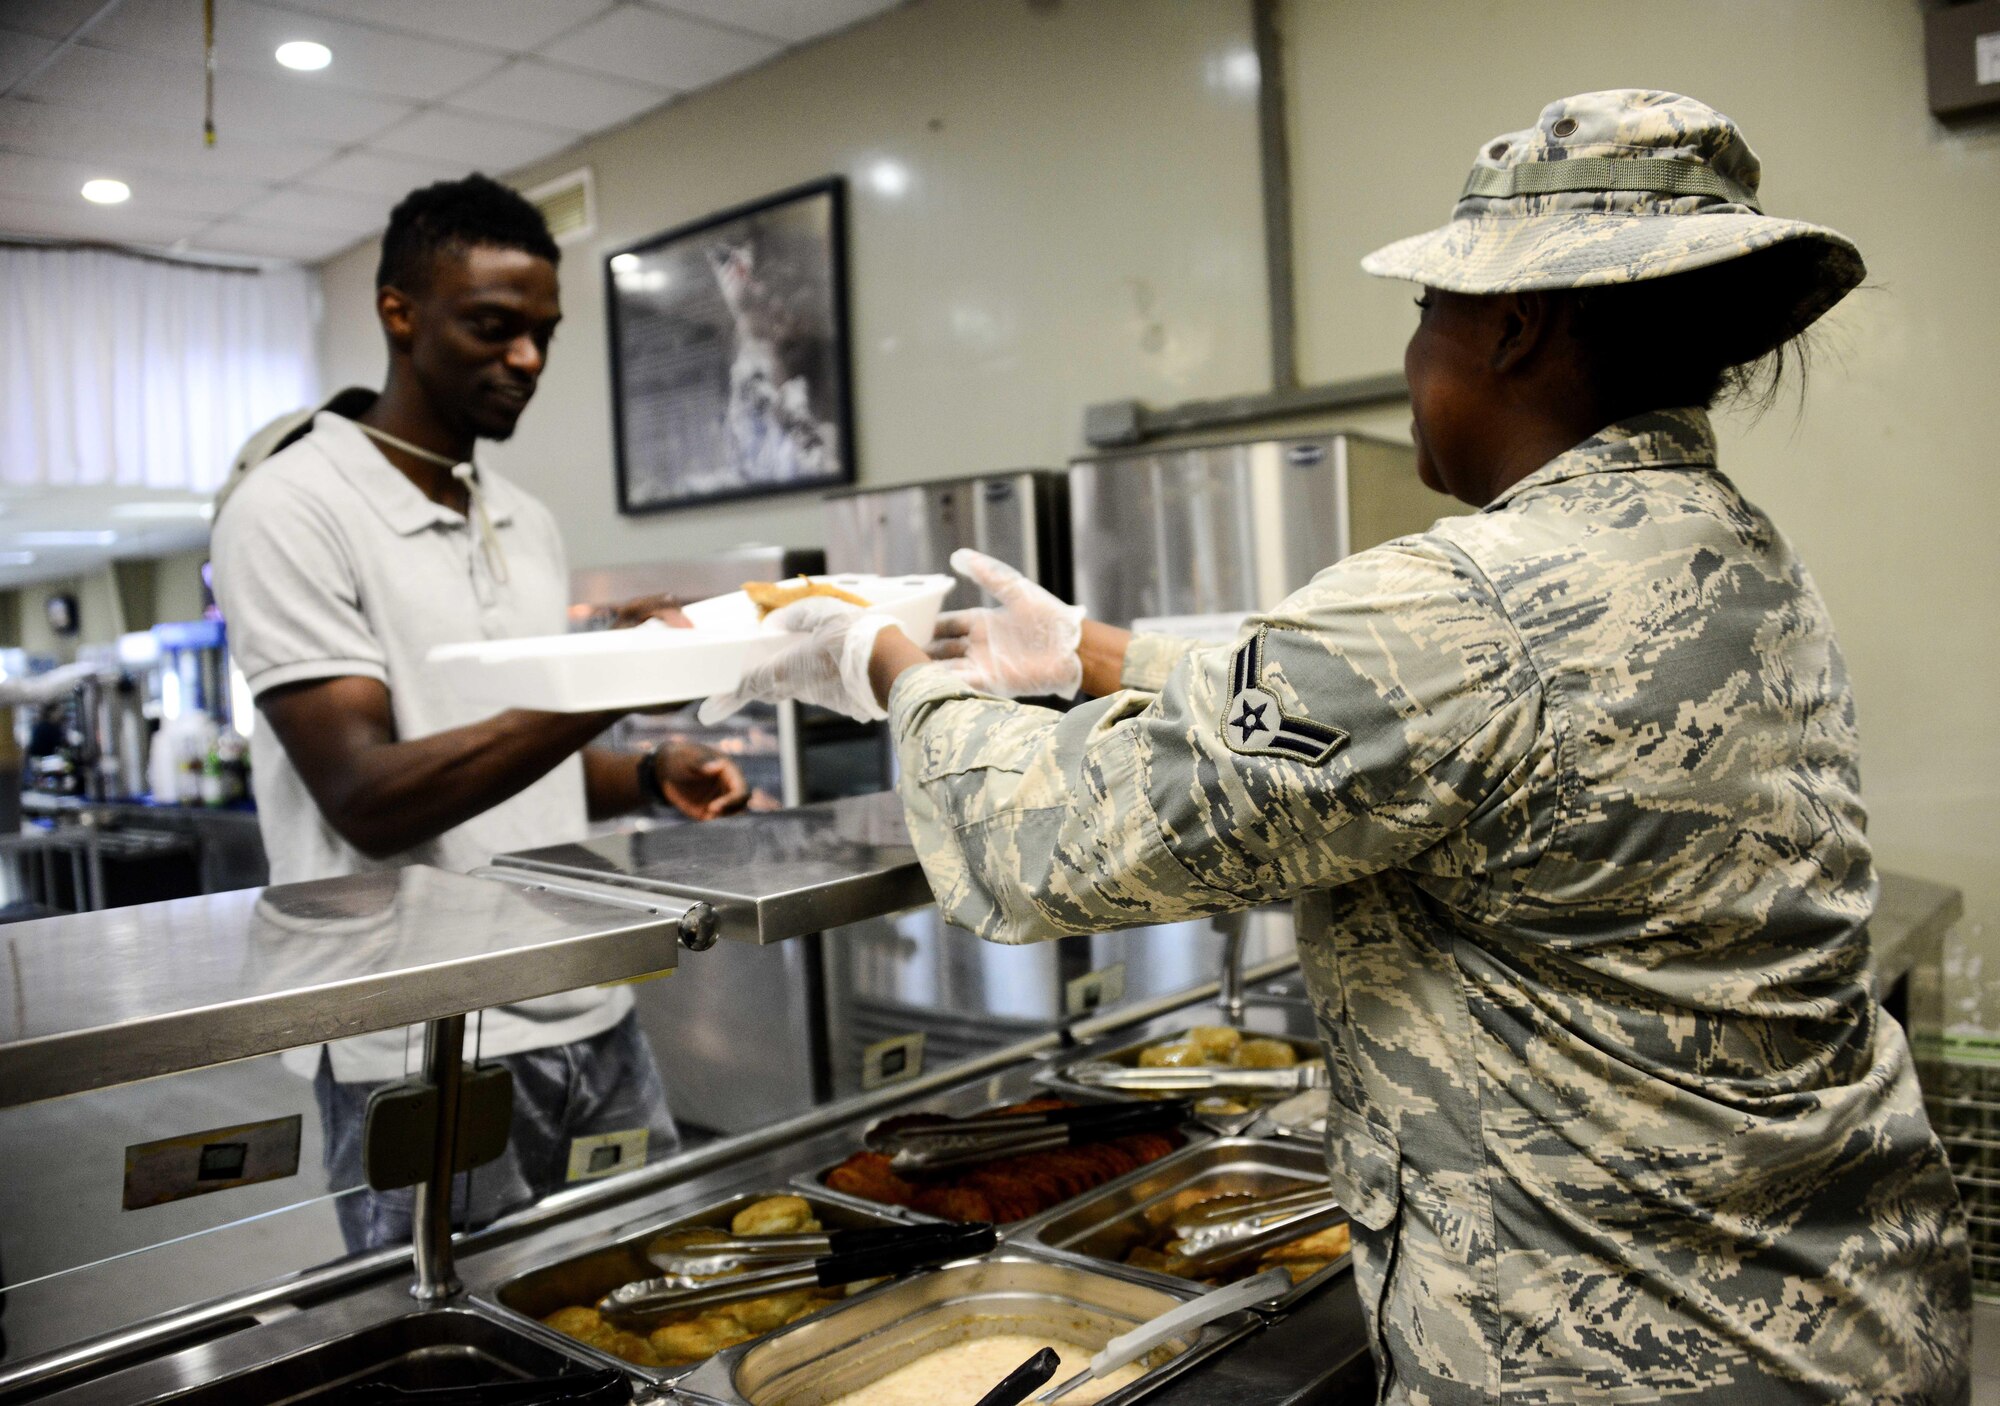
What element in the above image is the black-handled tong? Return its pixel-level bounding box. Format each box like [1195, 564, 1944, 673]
[871, 1100, 1193, 1175]
[647, 1221, 961, 1278]
[973, 1346, 1062, 1406]
[599, 1221, 995, 1326]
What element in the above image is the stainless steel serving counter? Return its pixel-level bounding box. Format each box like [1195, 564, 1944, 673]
[18, 982, 1368, 1406]
[0, 827, 1964, 1405]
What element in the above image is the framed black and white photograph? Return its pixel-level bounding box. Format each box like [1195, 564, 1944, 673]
[605, 177, 855, 513]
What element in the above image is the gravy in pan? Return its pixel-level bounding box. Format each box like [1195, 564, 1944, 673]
[820, 1333, 1146, 1406]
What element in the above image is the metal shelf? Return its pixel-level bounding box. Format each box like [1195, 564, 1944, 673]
[0, 865, 704, 1109]
[488, 790, 932, 945]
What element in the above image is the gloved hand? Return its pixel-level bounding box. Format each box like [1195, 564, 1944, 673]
[928, 548, 1086, 699]
[697, 596, 897, 724]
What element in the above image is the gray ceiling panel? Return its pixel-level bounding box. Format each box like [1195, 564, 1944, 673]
[543, 4, 777, 91]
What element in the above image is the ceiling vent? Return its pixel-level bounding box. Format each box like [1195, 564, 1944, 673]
[523, 168, 596, 246]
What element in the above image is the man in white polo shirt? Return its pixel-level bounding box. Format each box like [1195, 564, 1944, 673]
[212, 175, 747, 1251]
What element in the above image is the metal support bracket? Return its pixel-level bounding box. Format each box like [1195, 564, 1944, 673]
[360, 1063, 514, 1192]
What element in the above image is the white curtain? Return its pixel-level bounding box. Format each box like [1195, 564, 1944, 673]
[0, 246, 320, 492]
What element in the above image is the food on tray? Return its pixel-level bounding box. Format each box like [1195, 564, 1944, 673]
[729, 1193, 815, 1236]
[539, 1195, 841, 1368]
[1136, 1027, 1296, 1069]
[1121, 1185, 1351, 1288]
[820, 1332, 1146, 1406]
[825, 1098, 1184, 1224]
[743, 577, 873, 619]
[1131, 1028, 1316, 1116]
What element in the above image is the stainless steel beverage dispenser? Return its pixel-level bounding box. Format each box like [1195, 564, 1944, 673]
[1067, 432, 1435, 629]
[823, 470, 1070, 610]
[814, 471, 1292, 1099]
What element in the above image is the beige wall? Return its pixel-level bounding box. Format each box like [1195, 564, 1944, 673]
[317, 0, 1272, 566]
[313, 0, 1999, 1020]
[0, 549, 215, 658]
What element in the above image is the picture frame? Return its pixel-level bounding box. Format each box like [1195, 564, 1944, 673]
[605, 176, 856, 514]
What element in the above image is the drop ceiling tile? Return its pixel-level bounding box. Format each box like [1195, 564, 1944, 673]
[448, 58, 668, 134]
[191, 218, 353, 261]
[0, 147, 273, 217]
[0, 192, 209, 246]
[544, 5, 776, 91]
[21, 43, 413, 142]
[0, 0, 115, 43]
[643, 0, 900, 45]
[89, 0, 509, 103]
[233, 183, 382, 234]
[301, 147, 473, 198]
[14, 42, 197, 127]
[0, 98, 337, 183]
[371, 107, 575, 173]
[260, 0, 617, 54]
[0, 28, 55, 87]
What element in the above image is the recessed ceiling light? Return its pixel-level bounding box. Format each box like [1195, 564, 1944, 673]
[275, 40, 332, 71]
[81, 179, 130, 205]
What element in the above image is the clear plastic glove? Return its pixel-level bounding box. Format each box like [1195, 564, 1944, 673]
[928, 548, 1085, 699]
[697, 596, 896, 725]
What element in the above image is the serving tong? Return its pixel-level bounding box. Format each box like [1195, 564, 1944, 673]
[1061, 1061, 1329, 1096]
[866, 1099, 1193, 1175]
[1031, 1268, 1293, 1402]
[1157, 1184, 1345, 1278]
[599, 1221, 995, 1327]
[643, 1223, 941, 1279]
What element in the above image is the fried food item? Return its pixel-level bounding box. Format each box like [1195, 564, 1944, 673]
[542, 1195, 845, 1368]
[743, 577, 872, 620]
[1130, 1028, 1314, 1116]
[1186, 1026, 1243, 1060]
[731, 1194, 818, 1237]
[540, 1306, 661, 1366]
[649, 1317, 738, 1362]
[724, 1289, 822, 1334]
[1124, 1186, 1349, 1290]
[1237, 1038, 1299, 1069]
[1260, 1221, 1351, 1263]
[544, 1306, 607, 1338]
[824, 1099, 1185, 1224]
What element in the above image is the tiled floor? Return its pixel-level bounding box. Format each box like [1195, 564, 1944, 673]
[1976, 1299, 2000, 1406]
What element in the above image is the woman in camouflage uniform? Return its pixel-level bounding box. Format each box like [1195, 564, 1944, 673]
[705, 90, 1970, 1403]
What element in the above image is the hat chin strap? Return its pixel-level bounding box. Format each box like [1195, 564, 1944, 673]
[1461, 155, 1762, 212]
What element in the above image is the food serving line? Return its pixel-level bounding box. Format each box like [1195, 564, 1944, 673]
[0, 791, 1381, 1406]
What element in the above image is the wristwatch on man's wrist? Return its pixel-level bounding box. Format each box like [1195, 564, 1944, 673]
[636, 745, 671, 809]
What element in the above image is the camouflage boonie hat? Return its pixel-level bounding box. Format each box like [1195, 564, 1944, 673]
[1362, 90, 1865, 344]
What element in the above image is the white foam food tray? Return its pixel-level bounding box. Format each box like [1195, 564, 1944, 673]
[428, 573, 954, 714]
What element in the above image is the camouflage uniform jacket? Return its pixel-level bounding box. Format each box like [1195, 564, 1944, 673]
[889, 408, 1970, 1403]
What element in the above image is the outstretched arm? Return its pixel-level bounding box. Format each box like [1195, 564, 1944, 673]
[257, 676, 616, 859]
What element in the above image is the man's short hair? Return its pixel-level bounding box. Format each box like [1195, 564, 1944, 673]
[375, 173, 560, 293]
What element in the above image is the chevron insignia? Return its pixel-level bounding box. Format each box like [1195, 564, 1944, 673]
[1221, 629, 1347, 764]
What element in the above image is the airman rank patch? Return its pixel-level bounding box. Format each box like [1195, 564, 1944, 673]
[1221, 628, 1346, 764]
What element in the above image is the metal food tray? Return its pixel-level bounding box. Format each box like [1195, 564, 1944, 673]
[1038, 1025, 1326, 1134]
[1009, 1137, 1349, 1315]
[794, 1091, 1204, 1229]
[673, 1251, 1256, 1406]
[484, 1187, 914, 1385]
